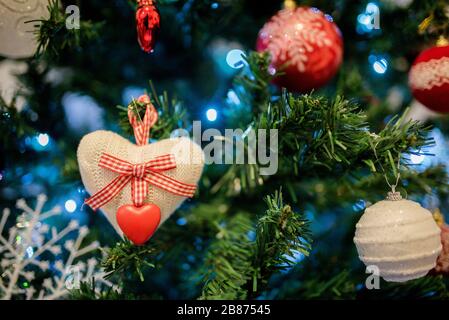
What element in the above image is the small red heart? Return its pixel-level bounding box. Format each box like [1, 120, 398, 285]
[116, 204, 161, 245]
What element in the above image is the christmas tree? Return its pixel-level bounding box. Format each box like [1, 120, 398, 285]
[1, 0, 449, 301]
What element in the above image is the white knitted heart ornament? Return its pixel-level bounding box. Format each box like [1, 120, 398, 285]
[77, 130, 204, 235]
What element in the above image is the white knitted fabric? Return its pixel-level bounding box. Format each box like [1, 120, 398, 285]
[77, 130, 204, 236]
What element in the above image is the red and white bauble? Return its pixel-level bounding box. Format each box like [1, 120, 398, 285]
[409, 45, 449, 113]
[256, 7, 343, 92]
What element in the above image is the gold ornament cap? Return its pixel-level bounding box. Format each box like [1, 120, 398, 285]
[386, 191, 402, 201]
[436, 36, 449, 47]
[283, 0, 296, 9]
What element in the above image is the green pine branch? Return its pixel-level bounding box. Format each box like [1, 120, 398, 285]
[251, 191, 312, 296]
[117, 81, 187, 140]
[213, 52, 440, 196]
[213, 91, 436, 196]
[278, 270, 357, 300]
[199, 191, 312, 300]
[101, 239, 157, 282]
[100, 199, 230, 286]
[33, 0, 104, 58]
[233, 51, 275, 116]
[199, 214, 254, 300]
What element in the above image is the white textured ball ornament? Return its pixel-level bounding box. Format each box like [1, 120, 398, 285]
[0, 0, 50, 58]
[354, 192, 442, 282]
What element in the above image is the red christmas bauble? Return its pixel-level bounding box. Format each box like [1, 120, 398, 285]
[136, 0, 161, 53]
[256, 7, 343, 92]
[409, 45, 449, 113]
[116, 203, 161, 245]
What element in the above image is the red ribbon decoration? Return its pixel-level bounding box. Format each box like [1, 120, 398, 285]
[128, 94, 158, 145]
[85, 95, 196, 210]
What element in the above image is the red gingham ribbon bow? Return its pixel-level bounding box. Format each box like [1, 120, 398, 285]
[84, 95, 197, 210]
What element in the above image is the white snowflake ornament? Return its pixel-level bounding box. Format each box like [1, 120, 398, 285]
[0, 194, 118, 300]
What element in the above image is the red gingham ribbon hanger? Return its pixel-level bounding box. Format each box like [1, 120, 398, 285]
[84, 95, 197, 210]
[128, 95, 158, 145]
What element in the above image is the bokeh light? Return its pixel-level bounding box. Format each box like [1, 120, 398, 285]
[206, 108, 218, 122]
[65, 199, 77, 213]
[36, 133, 49, 147]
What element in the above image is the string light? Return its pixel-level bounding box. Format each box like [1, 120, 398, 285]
[372, 58, 388, 74]
[324, 14, 334, 22]
[206, 108, 218, 122]
[352, 199, 366, 211]
[410, 154, 425, 165]
[36, 133, 49, 147]
[369, 54, 388, 74]
[177, 217, 187, 226]
[64, 199, 77, 213]
[226, 90, 241, 105]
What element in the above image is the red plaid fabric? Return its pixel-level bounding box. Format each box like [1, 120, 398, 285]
[128, 96, 158, 145]
[85, 153, 196, 210]
[84, 95, 196, 210]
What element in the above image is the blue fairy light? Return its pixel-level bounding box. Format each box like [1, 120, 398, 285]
[27, 133, 52, 151]
[206, 108, 218, 122]
[247, 230, 256, 241]
[177, 217, 187, 226]
[410, 154, 425, 165]
[410, 128, 449, 173]
[372, 58, 388, 74]
[369, 54, 388, 74]
[226, 90, 241, 106]
[37, 133, 49, 147]
[211, 2, 219, 9]
[324, 14, 334, 22]
[352, 199, 366, 212]
[65, 199, 77, 213]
